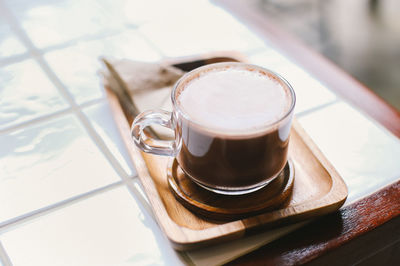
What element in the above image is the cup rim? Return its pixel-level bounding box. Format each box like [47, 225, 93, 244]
[171, 62, 296, 137]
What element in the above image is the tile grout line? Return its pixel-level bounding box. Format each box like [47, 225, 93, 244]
[135, 25, 268, 61]
[120, 175, 155, 220]
[0, 107, 72, 135]
[1, 0, 132, 181]
[244, 46, 273, 56]
[37, 56, 132, 180]
[122, 177, 194, 263]
[0, 0, 128, 58]
[1, 2, 157, 241]
[0, 241, 12, 266]
[118, 177, 195, 264]
[0, 1, 40, 58]
[296, 98, 341, 118]
[0, 98, 105, 136]
[134, 29, 167, 58]
[36, 29, 127, 55]
[0, 1, 151, 248]
[0, 53, 31, 67]
[0, 181, 124, 235]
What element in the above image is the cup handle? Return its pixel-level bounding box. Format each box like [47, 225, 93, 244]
[131, 109, 179, 156]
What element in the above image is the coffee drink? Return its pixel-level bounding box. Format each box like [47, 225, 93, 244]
[177, 67, 291, 133]
[172, 64, 294, 193]
[132, 62, 295, 194]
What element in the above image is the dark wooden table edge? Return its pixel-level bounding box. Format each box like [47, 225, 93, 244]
[226, 180, 400, 265]
[213, 0, 400, 265]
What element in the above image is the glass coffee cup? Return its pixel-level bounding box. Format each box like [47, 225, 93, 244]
[131, 62, 296, 195]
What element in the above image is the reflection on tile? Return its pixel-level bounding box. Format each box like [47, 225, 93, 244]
[187, 222, 307, 266]
[0, 18, 27, 60]
[132, 178, 150, 207]
[45, 30, 162, 104]
[138, 0, 265, 57]
[250, 50, 337, 114]
[0, 115, 120, 222]
[0, 60, 68, 130]
[4, 0, 124, 49]
[83, 102, 136, 177]
[1, 186, 184, 266]
[298, 101, 400, 203]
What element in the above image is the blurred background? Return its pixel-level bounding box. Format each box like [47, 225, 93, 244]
[253, 0, 400, 109]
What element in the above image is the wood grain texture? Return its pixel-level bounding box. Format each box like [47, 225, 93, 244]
[227, 181, 400, 266]
[104, 54, 348, 250]
[214, 0, 400, 138]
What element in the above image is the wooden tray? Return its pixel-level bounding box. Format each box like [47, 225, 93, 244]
[105, 52, 348, 250]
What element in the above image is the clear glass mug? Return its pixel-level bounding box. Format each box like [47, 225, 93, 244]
[131, 63, 296, 195]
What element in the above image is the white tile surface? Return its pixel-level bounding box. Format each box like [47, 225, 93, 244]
[250, 50, 337, 114]
[44, 29, 162, 104]
[83, 102, 136, 177]
[4, 0, 124, 49]
[299, 101, 400, 203]
[138, 0, 266, 57]
[0, 18, 27, 60]
[0, 60, 68, 130]
[1, 186, 185, 266]
[0, 115, 120, 222]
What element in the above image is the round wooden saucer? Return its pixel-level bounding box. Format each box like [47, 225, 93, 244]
[167, 159, 295, 221]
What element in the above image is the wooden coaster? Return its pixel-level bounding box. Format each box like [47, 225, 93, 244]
[167, 159, 295, 221]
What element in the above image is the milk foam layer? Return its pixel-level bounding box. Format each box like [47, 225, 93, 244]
[178, 67, 291, 133]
